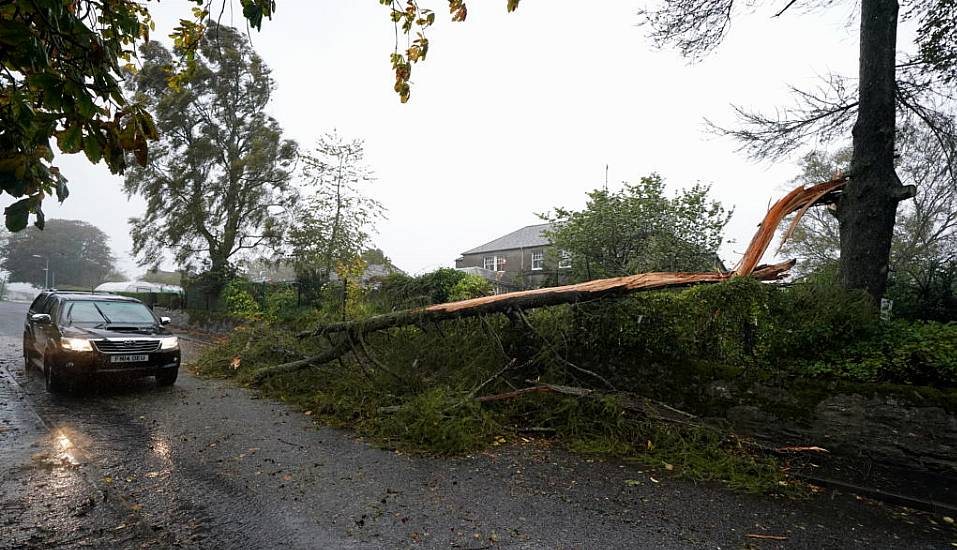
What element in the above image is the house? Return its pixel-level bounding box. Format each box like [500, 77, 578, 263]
[455, 223, 572, 291]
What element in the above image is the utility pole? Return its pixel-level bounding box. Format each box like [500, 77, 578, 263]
[32, 254, 48, 289]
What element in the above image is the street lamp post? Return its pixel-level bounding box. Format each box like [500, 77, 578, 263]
[32, 254, 48, 289]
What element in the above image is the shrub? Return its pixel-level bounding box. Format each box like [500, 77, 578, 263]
[222, 279, 260, 319]
[805, 320, 957, 385]
[764, 280, 879, 360]
[265, 286, 298, 319]
[416, 268, 467, 304]
[448, 274, 493, 301]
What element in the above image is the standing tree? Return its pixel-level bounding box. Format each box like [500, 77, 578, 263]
[543, 174, 731, 282]
[0, 219, 117, 288]
[780, 118, 957, 317]
[286, 132, 385, 284]
[124, 24, 297, 284]
[640, 0, 957, 300]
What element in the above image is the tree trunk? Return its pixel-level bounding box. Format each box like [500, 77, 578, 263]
[839, 0, 906, 300]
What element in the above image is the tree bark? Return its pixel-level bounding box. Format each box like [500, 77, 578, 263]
[839, 0, 908, 300]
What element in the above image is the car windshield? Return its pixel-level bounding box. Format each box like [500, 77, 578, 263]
[62, 301, 156, 326]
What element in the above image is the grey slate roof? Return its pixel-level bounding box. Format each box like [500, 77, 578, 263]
[462, 223, 555, 255]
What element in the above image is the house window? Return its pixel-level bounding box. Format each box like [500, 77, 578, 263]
[558, 250, 572, 269]
[530, 251, 544, 271]
[483, 255, 506, 271]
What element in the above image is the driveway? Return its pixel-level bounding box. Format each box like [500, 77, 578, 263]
[0, 300, 952, 549]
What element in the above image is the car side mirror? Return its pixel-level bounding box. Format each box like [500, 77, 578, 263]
[30, 313, 52, 324]
[160, 316, 171, 326]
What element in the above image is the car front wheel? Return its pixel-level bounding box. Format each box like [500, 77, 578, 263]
[22, 336, 33, 370]
[44, 360, 65, 393]
[156, 369, 178, 387]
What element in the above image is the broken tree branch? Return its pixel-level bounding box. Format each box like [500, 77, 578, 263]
[248, 338, 352, 384]
[298, 261, 795, 341]
[251, 177, 849, 383]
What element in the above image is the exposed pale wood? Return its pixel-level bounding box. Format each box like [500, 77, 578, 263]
[735, 175, 847, 276]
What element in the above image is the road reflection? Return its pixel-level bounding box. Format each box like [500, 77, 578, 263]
[38, 425, 88, 497]
[53, 429, 80, 466]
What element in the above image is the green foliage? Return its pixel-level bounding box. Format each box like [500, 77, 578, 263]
[189, 274, 956, 498]
[265, 286, 298, 319]
[417, 268, 468, 303]
[580, 279, 877, 365]
[914, 0, 957, 84]
[372, 268, 468, 311]
[806, 321, 957, 386]
[543, 174, 730, 281]
[763, 279, 879, 359]
[543, 394, 788, 493]
[124, 24, 297, 277]
[0, 219, 117, 288]
[335, 257, 371, 320]
[222, 279, 261, 319]
[0, 1, 157, 231]
[448, 274, 493, 301]
[375, 387, 499, 454]
[887, 265, 957, 321]
[360, 248, 397, 270]
[288, 132, 384, 284]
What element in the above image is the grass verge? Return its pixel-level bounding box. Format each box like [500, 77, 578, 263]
[189, 321, 799, 495]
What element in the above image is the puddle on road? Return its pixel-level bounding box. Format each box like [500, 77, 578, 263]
[30, 427, 85, 483]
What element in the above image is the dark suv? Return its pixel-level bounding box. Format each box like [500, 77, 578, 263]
[23, 291, 181, 392]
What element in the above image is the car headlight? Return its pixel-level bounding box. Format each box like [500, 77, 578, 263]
[61, 338, 93, 352]
[159, 336, 179, 350]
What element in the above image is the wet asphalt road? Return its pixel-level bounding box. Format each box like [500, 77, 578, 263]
[1, 300, 955, 549]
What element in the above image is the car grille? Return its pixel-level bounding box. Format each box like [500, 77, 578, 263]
[93, 339, 160, 354]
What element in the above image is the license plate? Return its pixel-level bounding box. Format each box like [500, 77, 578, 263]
[110, 354, 149, 363]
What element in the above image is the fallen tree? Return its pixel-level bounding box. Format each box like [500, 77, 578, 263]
[250, 176, 848, 384]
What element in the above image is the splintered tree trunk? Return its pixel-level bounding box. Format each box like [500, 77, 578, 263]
[839, 0, 903, 300]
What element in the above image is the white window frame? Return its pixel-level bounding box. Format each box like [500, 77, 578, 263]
[483, 255, 506, 272]
[530, 250, 544, 271]
[558, 250, 572, 269]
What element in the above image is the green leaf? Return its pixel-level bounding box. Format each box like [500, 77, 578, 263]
[58, 125, 83, 153]
[55, 179, 70, 203]
[83, 134, 103, 164]
[76, 93, 96, 119]
[4, 198, 31, 231]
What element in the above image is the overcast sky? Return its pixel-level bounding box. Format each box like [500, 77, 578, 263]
[31, 0, 879, 277]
